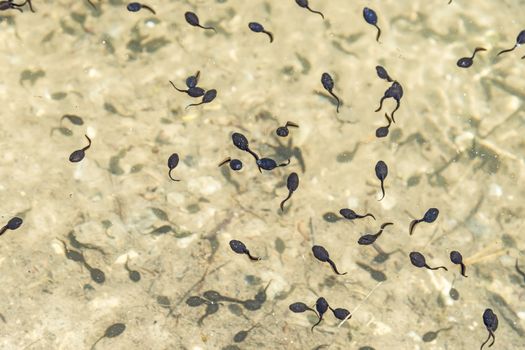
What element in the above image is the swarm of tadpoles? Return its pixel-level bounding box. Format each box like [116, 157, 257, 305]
[169, 71, 217, 109]
[289, 297, 350, 332]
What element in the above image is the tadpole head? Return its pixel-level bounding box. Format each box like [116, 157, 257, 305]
[229, 240, 248, 254]
[449, 250, 463, 264]
[363, 7, 378, 25]
[423, 208, 439, 223]
[248, 22, 264, 32]
[482, 308, 498, 331]
[203, 89, 217, 103]
[7, 217, 23, 230]
[167, 153, 179, 169]
[232, 132, 249, 151]
[312, 245, 330, 262]
[409, 251, 426, 268]
[321, 72, 334, 91]
[315, 297, 329, 315]
[375, 160, 388, 180]
[184, 11, 199, 26]
[517, 29, 525, 45]
[289, 302, 309, 313]
[286, 172, 299, 192]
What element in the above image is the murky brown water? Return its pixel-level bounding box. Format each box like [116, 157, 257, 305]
[0, 0, 524, 349]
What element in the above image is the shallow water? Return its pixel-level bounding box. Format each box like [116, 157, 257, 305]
[0, 0, 524, 349]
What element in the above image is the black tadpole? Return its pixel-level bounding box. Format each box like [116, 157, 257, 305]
[409, 208, 439, 235]
[218, 157, 243, 171]
[376, 113, 392, 138]
[295, 0, 324, 19]
[497, 29, 525, 56]
[375, 81, 403, 122]
[357, 222, 393, 245]
[363, 7, 381, 42]
[312, 245, 347, 275]
[83, 261, 106, 284]
[184, 11, 216, 32]
[374, 160, 388, 201]
[311, 297, 329, 332]
[276, 121, 299, 137]
[169, 80, 205, 97]
[126, 2, 155, 14]
[61, 114, 84, 126]
[59, 239, 85, 263]
[229, 240, 261, 261]
[90, 323, 126, 350]
[248, 22, 273, 43]
[0, 217, 23, 236]
[457, 47, 486, 68]
[409, 251, 448, 271]
[480, 308, 498, 350]
[329, 307, 351, 321]
[124, 257, 141, 282]
[321, 72, 341, 113]
[450, 250, 467, 277]
[167, 153, 181, 181]
[186, 71, 200, 88]
[69, 134, 91, 163]
[280, 172, 299, 211]
[256, 157, 290, 172]
[339, 208, 376, 221]
[289, 302, 318, 317]
[185, 89, 217, 109]
[231, 132, 260, 161]
[376, 65, 393, 82]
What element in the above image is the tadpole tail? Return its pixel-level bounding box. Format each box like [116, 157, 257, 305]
[374, 25, 381, 42]
[83, 135, 92, 151]
[329, 91, 341, 113]
[142, 4, 156, 15]
[409, 219, 421, 235]
[307, 307, 319, 318]
[497, 45, 516, 56]
[246, 250, 261, 261]
[390, 100, 400, 123]
[384, 113, 392, 126]
[488, 330, 495, 347]
[278, 159, 291, 167]
[168, 169, 181, 182]
[472, 47, 487, 58]
[263, 30, 274, 43]
[448, 0, 452, 4]
[480, 332, 492, 350]
[0, 226, 7, 236]
[460, 263, 468, 277]
[307, 7, 325, 19]
[328, 259, 347, 275]
[185, 102, 204, 109]
[200, 25, 217, 32]
[218, 157, 231, 167]
[364, 213, 376, 220]
[375, 96, 386, 112]
[90, 336, 104, 350]
[280, 192, 292, 212]
[310, 316, 323, 332]
[169, 81, 185, 93]
[428, 265, 448, 271]
[25, 0, 35, 12]
[378, 181, 385, 201]
[380, 222, 394, 229]
[247, 148, 260, 162]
